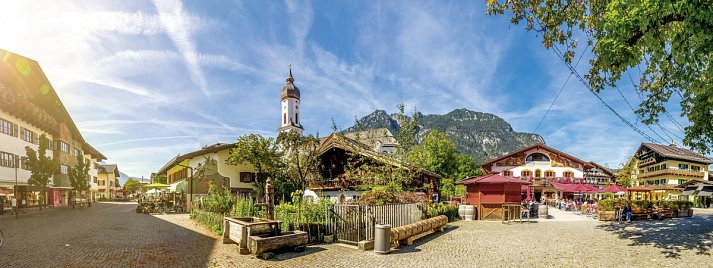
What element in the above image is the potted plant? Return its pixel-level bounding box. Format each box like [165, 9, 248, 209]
[596, 199, 621, 221]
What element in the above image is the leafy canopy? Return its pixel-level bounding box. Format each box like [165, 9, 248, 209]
[226, 134, 283, 198]
[276, 130, 322, 191]
[487, 0, 713, 154]
[25, 134, 59, 209]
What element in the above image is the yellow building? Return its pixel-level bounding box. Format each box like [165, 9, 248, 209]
[156, 143, 257, 211]
[97, 164, 120, 200]
[634, 142, 712, 200]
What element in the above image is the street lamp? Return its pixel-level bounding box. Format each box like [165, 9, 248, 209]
[176, 164, 193, 212]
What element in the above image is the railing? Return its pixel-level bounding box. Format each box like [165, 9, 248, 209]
[637, 158, 656, 167]
[327, 203, 425, 244]
[638, 169, 705, 179]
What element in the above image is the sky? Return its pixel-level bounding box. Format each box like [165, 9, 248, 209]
[0, 0, 691, 178]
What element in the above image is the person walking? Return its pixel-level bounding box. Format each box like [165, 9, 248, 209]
[624, 202, 632, 223]
[21, 198, 26, 213]
[11, 196, 17, 216]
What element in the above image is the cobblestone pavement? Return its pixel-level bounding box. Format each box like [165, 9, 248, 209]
[2, 203, 713, 267]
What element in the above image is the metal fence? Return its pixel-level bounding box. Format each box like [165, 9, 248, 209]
[326, 203, 426, 244]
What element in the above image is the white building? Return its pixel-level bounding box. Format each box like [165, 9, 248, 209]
[277, 66, 303, 135]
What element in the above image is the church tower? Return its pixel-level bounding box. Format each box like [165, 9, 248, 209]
[278, 65, 303, 135]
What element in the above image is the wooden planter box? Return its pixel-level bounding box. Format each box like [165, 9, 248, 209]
[598, 211, 616, 221]
[677, 209, 693, 217]
[223, 217, 281, 254]
[248, 231, 308, 255]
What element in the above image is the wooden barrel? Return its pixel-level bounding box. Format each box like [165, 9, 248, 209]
[463, 205, 475, 221]
[538, 205, 548, 219]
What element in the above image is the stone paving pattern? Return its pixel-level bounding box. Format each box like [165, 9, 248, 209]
[1, 203, 712, 267]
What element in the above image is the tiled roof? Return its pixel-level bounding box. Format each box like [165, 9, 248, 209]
[640, 143, 713, 164]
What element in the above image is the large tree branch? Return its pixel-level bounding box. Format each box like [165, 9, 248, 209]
[626, 13, 685, 46]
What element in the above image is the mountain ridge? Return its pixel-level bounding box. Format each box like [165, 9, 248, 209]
[345, 108, 545, 163]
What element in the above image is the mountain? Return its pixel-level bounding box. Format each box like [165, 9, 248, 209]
[345, 108, 545, 162]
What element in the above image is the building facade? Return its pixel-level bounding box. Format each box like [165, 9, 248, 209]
[633, 142, 712, 200]
[156, 143, 258, 211]
[481, 143, 596, 201]
[0, 49, 108, 208]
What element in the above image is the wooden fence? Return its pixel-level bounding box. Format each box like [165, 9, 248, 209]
[326, 203, 426, 244]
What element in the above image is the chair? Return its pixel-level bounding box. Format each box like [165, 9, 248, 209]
[520, 205, 530, 222]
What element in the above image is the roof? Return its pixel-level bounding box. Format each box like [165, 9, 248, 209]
[280, 67, 300, 100]
[82, 142, 107, 161]
[156, 143, 235, 174]
[678, 180, 713, 188]
[456, 173, 531, 185]
[318, 133, 442, 179]
[628, 186, 652, 192]
[639, 142, 713, 164]
[587, 161, 614, 177]
[602, 184, 628, 193]
[99, 164, 120, 177]
[481, 143, 594, 172]
[0, 49, 85, 142]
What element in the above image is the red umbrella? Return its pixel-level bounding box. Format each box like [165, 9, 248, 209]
[602, 184, 628, 193]
[583, 184, 600, 193]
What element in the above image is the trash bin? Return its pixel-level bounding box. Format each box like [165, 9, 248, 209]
[374, 224, 391, 254]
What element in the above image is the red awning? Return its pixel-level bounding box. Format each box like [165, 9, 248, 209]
[457, 173, 531, 185]
[602, 184, 628, 193]
[584, 184, 601, 193]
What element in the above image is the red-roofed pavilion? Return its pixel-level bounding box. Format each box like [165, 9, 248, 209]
[457, 174, 531, 220]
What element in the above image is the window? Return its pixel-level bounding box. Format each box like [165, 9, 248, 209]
[678, 164, 688, 170]
[521, 170, 532, 177]
[60, 165, 68, 175]
[526, 153, 550, 162]
[691, 166, 701, 172]
[99, 180, 105, 186]
[544, 170, 555, 177]
[296, 112, 299, 124]
[21, 157, 29, 170]
[0, 152, 17, 167]
[502, 170, 513, 177]
[563, 171, 574, 178]
[57, 141, 70, 153]
[240, 172, 256, 183]
[0, 118, 16, 136]
[534, 169, 542, 178]
[21, 128, 36, 143]
[74, 148, 81, 157]
[661, 164, 667, 169]
[283, 113, 286, 124]
[93, 176, 97, 183]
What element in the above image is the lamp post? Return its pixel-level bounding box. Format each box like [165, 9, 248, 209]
[14, 155, 19, 219]
[176, 164, 193, 212]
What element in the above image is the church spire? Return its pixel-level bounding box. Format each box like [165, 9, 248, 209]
[286, 63, 294, 83]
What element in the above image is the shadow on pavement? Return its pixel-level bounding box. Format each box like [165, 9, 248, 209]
[596, 214, 713, 258]
[0, 202, 217, 267]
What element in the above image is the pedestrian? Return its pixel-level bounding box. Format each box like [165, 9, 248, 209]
[21, 198, 26, 213]
[11, 196, 17, 215]
[624, 202, 632, 222]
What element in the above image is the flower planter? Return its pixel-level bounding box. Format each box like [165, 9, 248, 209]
[598, 211, 616, 221]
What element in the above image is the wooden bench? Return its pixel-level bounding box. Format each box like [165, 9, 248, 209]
[631, 209, 651, 220]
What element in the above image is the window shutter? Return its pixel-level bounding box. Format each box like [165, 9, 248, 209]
[13, 123, 18, 137]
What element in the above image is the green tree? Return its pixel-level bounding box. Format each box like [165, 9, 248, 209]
[487, 0, 713, 154]
[115, 178, 120, 189]
[406, 130, 457, 177]
[394, 103, 420, 159]
[124, 178, 141, 193]
[616, 154, 638, 188]
[151, 173, 167, 184]
[68, 154, 90, 208]
[25, 134, 59, 210]
[226, 134, 283, 199]
[277, 131, 322, 191]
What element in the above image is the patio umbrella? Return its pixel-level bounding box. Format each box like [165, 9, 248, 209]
[144, 183, 170, 189]
[602, 184, 628, 193]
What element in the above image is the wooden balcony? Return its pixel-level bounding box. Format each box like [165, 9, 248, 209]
[637, 168, 705, 179]
[637, 157, 656, 167]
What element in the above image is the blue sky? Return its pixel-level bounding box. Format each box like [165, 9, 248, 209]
[0, 1, 690, 178]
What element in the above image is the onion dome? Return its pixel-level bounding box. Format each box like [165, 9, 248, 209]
[281, 67, 300, 100]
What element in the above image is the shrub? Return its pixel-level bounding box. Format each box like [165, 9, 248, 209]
[229, 197, 265, 218]
[190, 208, 224, 234]
[597, 199, 625, 211]
[427, 203, 459, 221]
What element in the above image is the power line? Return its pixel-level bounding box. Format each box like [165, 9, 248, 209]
[613, 85, 668, 143]
[626, 70, 685, 140]
[533, 44, 589, 133]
